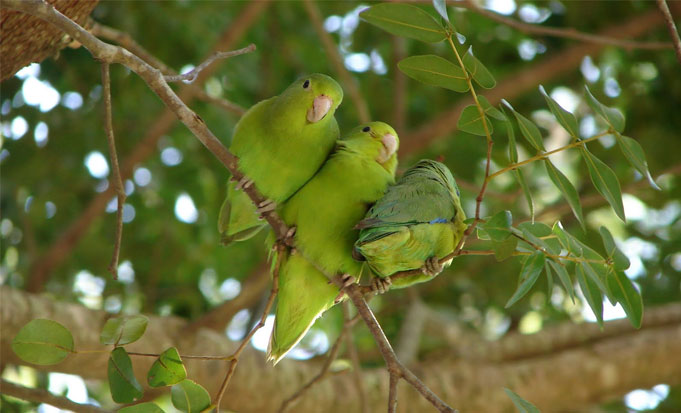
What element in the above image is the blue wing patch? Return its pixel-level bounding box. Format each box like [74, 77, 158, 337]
[428, 218, 448, 224]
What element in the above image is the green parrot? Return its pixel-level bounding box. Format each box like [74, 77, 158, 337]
[353, 159, 467, 290]
[218, 74, 343, 244]
[267, 122, 400, 364]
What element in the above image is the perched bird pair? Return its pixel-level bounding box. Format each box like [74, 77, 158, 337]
[218, 74, 466, 364]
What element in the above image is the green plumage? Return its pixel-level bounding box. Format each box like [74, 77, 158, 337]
[354, 159, 467, 288]
[268, 122, 400, 364]
[218, 74, 343, 244]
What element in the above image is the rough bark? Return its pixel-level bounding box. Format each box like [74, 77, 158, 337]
[0, 0, 98, 81]
[2, 286, 680, 412]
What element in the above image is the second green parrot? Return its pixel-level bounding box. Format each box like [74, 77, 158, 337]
[219, 74, 343, 244]
[353, 159, 467, 289]
[267, 122, 400, 364]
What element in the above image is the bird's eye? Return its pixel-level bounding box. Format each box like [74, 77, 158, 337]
[302, 79, 310, 89]
[362, 126, 371, 132]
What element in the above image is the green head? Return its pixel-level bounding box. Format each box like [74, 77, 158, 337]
[272, 73, 344, 125]
[342, 121, 399, 175]
[405, 159, 460, 200]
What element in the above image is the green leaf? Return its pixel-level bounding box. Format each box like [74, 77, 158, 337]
[504, 388, 541, 413]
[148, 347, 187, 387]
[458, 104, 492, 136]
[616, 135, 660, 190]
[492, 236, 518, 261]
[118, 402, 165, 413]
[481, 210, 513, 241]
[584, 85, 625, 132]
[462, 47, 496, 89]
[171, 380, 211, 413]
[108, 347, 143, 403]
[432, 0, 450, 24]
[599, 226, 630, 271]
[12, 319, 74, 366]
[580, 146, 626, 222]
[539, 85, 579, 138]
[576, 264, 603, 326]
[360, 3, 447, 43]
[580, 261, 610, 300]
[398, 55, 468, 92]
[478, 95, 505, 120]
[101, 315, 149, 346]
[607, 270, 643, 328]
[505, 252, 545, 308]
[548, 260, 575, 302]
[513, 111, 545, 152]
[514, 169, 534, 221]
[552, 222, 582, 256]
[518, 222, 561, 254]
[506, 111, 518, 163]
[545, 262, 554, 296]
[544, 160, 585, 229]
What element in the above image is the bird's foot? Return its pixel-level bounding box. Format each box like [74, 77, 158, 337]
[277, 226, 296, 248]
[421, 256, 443, 277]
[370, 277, 392, 295]
[256, 199, 277, 214]
[334, 274, 356, 304]
[234, 176, 254, 191]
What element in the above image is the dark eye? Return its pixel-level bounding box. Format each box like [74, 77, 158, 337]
[362, 126, 371, 132]
[302, 79, 310, 89]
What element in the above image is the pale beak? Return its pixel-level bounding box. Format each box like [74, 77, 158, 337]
[306, 95, 333, 123]
[376, 133, 398, 164]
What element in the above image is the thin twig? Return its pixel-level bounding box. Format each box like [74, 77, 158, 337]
[0, 379, 112, 413]
[212, 246, 282, 412]
[302, 0, 371, 123]
[455, 0, 673, 51]
[101, 63, 125, 280]
[342, 284, 456, 413]
[165, 44, 256, 83]
[91, 21, 246, 115]
[278, 310, 359, 413]
[343, 302, 370, 413]
[656, 0, 681, 65]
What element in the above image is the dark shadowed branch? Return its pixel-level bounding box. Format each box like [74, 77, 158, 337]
[0, 379, 112, 413]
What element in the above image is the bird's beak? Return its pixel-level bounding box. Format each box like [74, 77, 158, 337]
[376, 133, 398, 164]
[307, 95, 333, 123]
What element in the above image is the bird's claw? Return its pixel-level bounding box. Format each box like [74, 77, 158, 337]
[333, 274, 356, 304]
[234, 176, 253, 191]
[370, 277, 392, 295]
[421, 256, 443, 277]
[256, 199, 277, 214]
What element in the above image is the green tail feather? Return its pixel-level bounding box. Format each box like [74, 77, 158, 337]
[267, 254, 338, 365]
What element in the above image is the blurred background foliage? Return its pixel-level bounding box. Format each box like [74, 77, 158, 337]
[1, 0, 680, 411]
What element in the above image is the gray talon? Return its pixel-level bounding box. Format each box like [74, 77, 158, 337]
[234, 177, 253, 191]
[422, 256, 443, 276]
[371, 277, 391, 294]
[256, 199, 277, 213]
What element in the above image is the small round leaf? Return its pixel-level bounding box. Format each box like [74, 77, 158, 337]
[101, 315, 149, 346]
[171, 380, 211, 413]
[12, 319, 74, 365]
[118, 402, 165, 413]
[148, 347, 187, 387]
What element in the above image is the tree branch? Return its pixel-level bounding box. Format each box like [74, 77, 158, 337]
[164, 44, 256, 83]
[0, 379, 112, 413]
[90, 21, 246, 116]
[100, 63, 125, 280]
[656, 0, 681, 65]
[24, 0, 269, 292]
[456, 0, 672, 50]
[3, 286, 681, 412]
